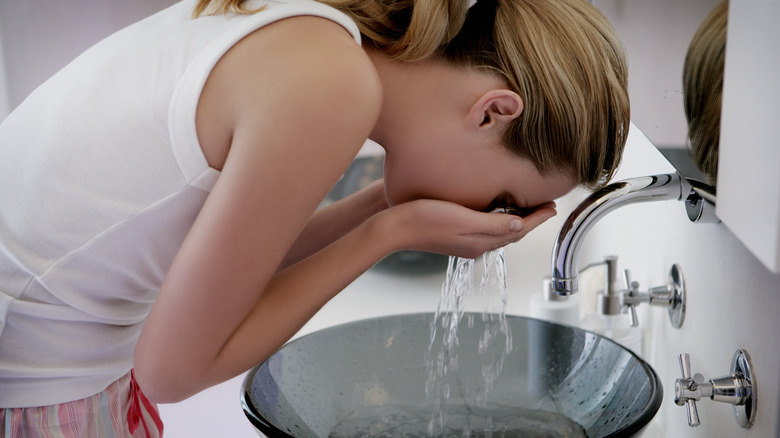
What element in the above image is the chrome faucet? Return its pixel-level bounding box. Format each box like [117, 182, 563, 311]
[551, 172, 716, 296]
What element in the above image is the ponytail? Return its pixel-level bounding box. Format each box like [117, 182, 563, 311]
[193, 0, 472, 62]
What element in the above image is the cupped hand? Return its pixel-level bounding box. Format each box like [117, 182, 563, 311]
[381, 199, 557, 259]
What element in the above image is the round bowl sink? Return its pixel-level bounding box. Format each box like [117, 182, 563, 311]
[242, 313, 662, 437]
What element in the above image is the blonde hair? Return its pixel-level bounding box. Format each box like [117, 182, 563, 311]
[193, 0, 630, 189]
[192, 0, 261, 17]
[683, 0, 728, 185]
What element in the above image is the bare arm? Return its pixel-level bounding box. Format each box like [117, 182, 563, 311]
[278, 179, 387, 271]
[134, 16, 383, 402]
[178, 195, 556, 398]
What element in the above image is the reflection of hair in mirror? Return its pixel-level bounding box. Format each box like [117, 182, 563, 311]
[195, 0, 631, 190]
[683, 0, 728, 185]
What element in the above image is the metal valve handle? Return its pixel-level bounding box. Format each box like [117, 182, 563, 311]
[675, 353, 701, 427]
[673, 350, 756, 429]
[622, 269, 641, 327]
[592, 257, 685, 329]
[619, 264, 685, 328]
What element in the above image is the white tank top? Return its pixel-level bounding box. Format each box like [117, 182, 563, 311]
[0, 0, 360, 408]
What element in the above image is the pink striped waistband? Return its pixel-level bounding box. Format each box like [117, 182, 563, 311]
[0, 370, 163, 438]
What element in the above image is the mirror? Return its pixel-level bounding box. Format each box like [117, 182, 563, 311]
[681, 1, 727, 186]
[593, 0, 725, 187]
[595, 0, 780, 272]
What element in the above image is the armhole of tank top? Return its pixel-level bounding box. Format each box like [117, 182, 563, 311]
[167, 1, 362, 191]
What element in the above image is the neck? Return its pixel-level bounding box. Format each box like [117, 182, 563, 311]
[364, 49, 415, 148]
[365, 49, 507, 151]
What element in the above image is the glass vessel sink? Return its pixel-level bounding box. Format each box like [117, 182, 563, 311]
[242, 313, 662, 437]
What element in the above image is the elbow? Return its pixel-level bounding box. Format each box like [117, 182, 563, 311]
[133, 372, 187, 405]
[133, 349, 201, 404]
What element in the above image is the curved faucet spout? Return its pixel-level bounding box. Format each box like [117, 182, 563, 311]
[551, 173, 691, 296]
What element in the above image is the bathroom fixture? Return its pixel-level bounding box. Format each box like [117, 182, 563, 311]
[529, 277, 581, 327]
[590, 256, 686, 329]
[242, 313, 663, 437]
[674, 350, 756, 428]
[551, 172, 716, 296]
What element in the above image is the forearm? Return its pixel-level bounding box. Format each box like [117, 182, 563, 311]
[137, 198, 543, 403]
[184, 212, 396, 398]
[278, 179, 387, 270]
[201, 199, 537, 389]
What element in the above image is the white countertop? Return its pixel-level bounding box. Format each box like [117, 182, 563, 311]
[158, 267, 664, 437]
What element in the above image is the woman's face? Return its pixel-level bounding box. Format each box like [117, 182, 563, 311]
[382, 130, 577, 214]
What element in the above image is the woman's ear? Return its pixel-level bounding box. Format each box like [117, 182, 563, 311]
[467, 89, 524, 130]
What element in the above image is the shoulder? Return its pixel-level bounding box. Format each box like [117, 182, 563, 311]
[255, 15, 382, 120]
[214, 14, 381, 127]
[196, 14, 381, 167]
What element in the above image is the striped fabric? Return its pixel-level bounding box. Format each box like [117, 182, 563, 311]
[0, 371, 162, 438]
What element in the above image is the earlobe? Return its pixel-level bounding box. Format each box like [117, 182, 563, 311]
[468, 90, 524, 130]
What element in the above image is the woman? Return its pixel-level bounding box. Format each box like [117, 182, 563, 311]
[0, 0, 628, 435]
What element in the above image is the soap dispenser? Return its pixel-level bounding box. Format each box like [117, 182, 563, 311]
[580, 256, 643, 355]
[529, 277, 581, 327]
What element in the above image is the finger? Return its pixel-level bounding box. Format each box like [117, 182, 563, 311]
[468, 203, 558, 253]
[487, 201, 559, 235]
[490, 205, 557, 244]
[530, 201, 556, 212]
[517, 205, 557, 232]
[449, 207, 522, 237]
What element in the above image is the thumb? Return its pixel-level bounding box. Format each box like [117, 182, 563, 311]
[483, 212, 524, 235]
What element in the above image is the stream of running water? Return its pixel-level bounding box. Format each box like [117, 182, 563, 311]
[424, 249, 513, 436]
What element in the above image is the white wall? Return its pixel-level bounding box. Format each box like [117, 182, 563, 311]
[0, 0, 177, 120]
[590, 133, 778, 437]
[0, 16, 10, 120]
[504, 125, 780, 437]
[717, 0, 780, 273]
